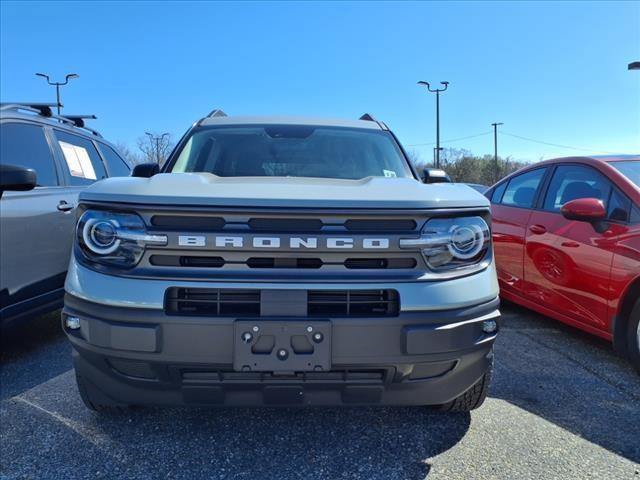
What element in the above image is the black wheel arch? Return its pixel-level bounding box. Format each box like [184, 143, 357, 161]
[612, 276, 640, 355]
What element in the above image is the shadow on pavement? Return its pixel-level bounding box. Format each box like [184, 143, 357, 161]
[101, 407, 469, 479]
[492, 303, 640, 463]
[0, 310, 71, 400]
[3, 369, 471, 480]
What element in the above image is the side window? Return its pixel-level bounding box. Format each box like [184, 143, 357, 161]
[490, 182, 507, 204]
[607, 188, 631, 223]
[0, 123, 58, 186]
[53, 130, 107, 186]
[543, 165, 612, 213]
[97, 143, 131, 177]
[501, 168, 546, 208]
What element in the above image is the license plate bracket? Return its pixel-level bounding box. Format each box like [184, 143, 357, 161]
[233, 321, 331, 372]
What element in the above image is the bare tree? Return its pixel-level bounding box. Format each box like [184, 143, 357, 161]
[405, 149, 422, 166]
[137, 133, 174, 166]
[114, 142, 143, 166]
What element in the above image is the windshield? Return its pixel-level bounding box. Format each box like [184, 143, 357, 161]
[610, 160, 640, 188]
[169, 125, 414, 180]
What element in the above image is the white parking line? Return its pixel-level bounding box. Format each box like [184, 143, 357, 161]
[11, 372, 131, 465]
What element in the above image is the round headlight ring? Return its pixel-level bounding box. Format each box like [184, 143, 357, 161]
[447, 222, 486, 260]
[82, 218, 121, 255]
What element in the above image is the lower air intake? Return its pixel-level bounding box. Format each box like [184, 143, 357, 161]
[165, 288, 399, 317]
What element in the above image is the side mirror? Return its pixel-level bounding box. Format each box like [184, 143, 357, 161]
[422, 168, 451, 184]
[0, 164, 37, 197]
[131, 162, 160, 178]
[561, 198, 607, 222]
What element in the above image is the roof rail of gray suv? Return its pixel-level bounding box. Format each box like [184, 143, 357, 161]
[0, 103, 103, 138]
[359, 112, 389, 130]
[195, 108, 228, 126]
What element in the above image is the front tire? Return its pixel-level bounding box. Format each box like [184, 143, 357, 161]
[434, 350, 493, 412]
[626, 299, 640, 374]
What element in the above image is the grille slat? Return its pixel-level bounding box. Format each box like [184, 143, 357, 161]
[151, 215, 225, 230]
[149, 216, 419, 233]
[150, 255, 417, 270]
[165, 288, 399, 317]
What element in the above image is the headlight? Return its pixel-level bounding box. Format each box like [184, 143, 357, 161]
[76, 210, 167, 268]
[400, 216, 491, 277]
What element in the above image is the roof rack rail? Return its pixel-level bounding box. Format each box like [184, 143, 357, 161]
[196, 108, 227, 126]
[0, 103, 103, 138]
[359, 113, 388, 130]
[0, 102, 59, 117]
[207, 109, 227, 118]
[61, 114, 102, 137]
[62, 114, 97, 128]
[1, 103, 76, 128]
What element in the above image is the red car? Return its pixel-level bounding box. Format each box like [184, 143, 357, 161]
[486, 156, 640, 371]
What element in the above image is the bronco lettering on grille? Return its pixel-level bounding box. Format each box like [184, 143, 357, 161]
[177, 236, 390, 249]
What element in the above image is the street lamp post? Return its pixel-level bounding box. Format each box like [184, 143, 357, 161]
[433, 147, 443, 167]
[35, 73, 79, 114]
[418, 80, 449, 169]
[145, 132, 170, 164]
[491, 122, 504, 182]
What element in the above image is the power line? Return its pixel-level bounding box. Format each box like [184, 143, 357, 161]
[501, 131, 624, 155]
[406, 129, 626, 155]
[406, 131, 491, 147]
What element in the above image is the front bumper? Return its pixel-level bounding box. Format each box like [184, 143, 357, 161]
[63, 291, 499, 407]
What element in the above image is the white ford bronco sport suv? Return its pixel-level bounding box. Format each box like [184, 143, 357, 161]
[63, 111, 500, 412]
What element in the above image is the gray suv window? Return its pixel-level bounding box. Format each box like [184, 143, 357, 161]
[0, 123, 58, 186]
[53, 130, 108, 185]
[97, 143, 131, 177]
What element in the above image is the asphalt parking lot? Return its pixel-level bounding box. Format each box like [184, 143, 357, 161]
[1, 304, 639, 480]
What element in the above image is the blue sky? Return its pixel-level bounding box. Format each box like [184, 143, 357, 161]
[1, 1, 639, 163]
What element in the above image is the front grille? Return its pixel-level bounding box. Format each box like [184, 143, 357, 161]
[307, 290, 399, 317]
[248, 218, 324, 232]
[150, 255, 417, 270]
[246, 257, 323, 269]
[344, 219, 417, 231]
[165, 288, 261, 316]
[344, 258, 416, 269]
[149, 215, 418, 233]
[151, 215, 225, 231]
[137, 210, 435, 281]
[165, 288, 399, 317]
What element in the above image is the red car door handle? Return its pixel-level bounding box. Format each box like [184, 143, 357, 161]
[561, 241, 580, 248]
[529, 224, 547, 234]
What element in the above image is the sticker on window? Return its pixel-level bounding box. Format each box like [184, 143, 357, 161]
[59, 141, 97, 180]
[383, 169, 397, 178]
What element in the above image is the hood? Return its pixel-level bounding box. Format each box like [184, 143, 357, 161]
[80, 173, 490, 210]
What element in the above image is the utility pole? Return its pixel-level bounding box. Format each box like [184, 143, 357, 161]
[491, 122, 503, 182]
[433, 147, 443, 167]
[418, 81, 449, 169]
[145, 132, 170, 164]
[35, 73, 79, 114]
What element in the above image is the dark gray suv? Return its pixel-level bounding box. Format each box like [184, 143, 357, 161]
[0, 103, 131, 326]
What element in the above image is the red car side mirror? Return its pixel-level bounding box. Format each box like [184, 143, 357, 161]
[560, 198, 607, 222]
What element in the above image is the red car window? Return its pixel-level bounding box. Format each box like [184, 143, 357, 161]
[500, 168, 546, 208]
[543, 165, 611, 212]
